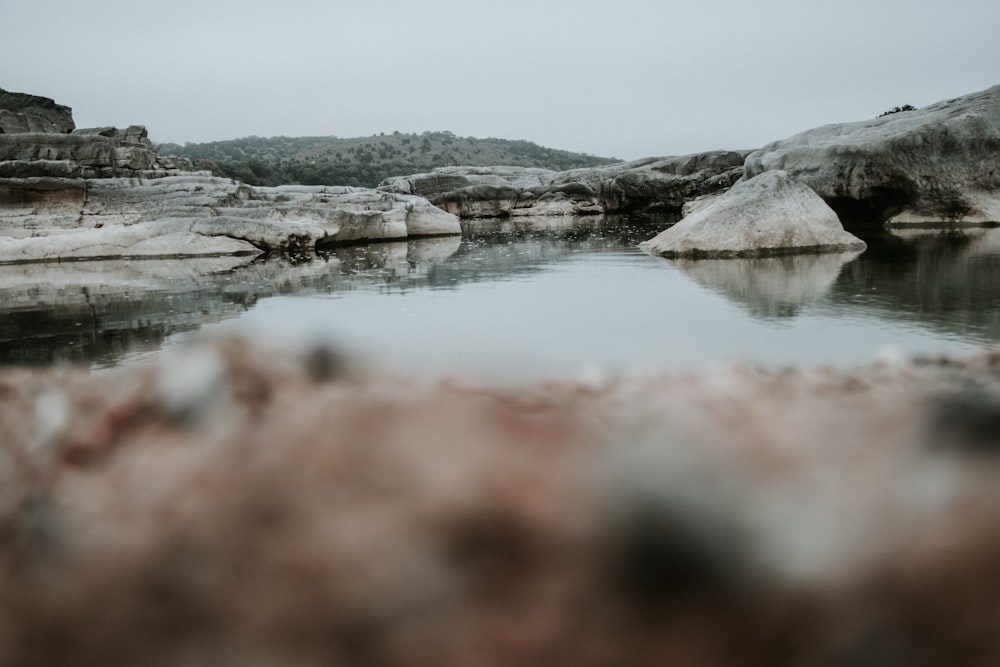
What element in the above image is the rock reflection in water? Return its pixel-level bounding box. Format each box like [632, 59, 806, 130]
[0, 236, 463, 367]
[830, 227, 1000, 340]
[668, 251, 864, 319]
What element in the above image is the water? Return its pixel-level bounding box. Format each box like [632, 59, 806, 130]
[2, 220, 999, 384]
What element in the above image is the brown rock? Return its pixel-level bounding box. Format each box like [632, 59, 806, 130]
[3, 339, 1000, 664]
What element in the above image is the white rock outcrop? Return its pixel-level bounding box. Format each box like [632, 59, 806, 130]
[0, 175, 460, 263]
[0, 87, 461, 263]
[639, 171, 867, 258]
[743, 84, 1000, 224]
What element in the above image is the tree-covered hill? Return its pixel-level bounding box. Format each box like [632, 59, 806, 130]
[158, 131, 621, 188]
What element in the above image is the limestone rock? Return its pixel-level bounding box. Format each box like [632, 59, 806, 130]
[744, 84, 1000, 224]
[640, 171, 867, 258]
[0, 174, 460, 262]
[0, 88, 75, 134]
[0, 125, 186, 179]
[379, 151, 750, 219]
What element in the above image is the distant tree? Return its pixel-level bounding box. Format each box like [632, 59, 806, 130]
[878, 104, 917, 118]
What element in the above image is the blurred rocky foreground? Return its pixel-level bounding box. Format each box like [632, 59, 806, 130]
[3, 339, 1000, 665]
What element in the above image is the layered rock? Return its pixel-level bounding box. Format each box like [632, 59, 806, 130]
[640, 170, 867, 258]
[379, 150, 750, 218]
[0, 125, 192, 179]
[0, 175, 461, 262]
[0, 88, 75, 134]
[0, 88, 460, 262]
[744, 84, 1000, 224]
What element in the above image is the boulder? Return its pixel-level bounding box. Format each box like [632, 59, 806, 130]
[744, 84, 1000, 224]
[0, 88, 75, 134]
[379, 150, 750, 218]
[640, 170, 867, 258]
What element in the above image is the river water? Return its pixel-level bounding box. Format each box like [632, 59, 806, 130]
[2, 218, 999, 384]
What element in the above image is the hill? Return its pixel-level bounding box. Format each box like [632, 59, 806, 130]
[158, 132, 621, 188]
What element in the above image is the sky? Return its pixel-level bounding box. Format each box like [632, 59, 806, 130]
[3, 0, 999, 160]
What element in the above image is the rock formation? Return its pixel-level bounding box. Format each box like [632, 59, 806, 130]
[744, 84, 1000, 225]
[0, 174, 460, 262]
[0, 125, 192, 179]
[0, 90, 460, 262]
[379, 150, 750, 219]
[0, 88, 75, 134]
[3, 338, 1000, 664]
[640, 170, 867, 258]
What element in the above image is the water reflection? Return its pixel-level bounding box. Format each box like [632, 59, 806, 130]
[667, 251, 864, 320]
[0, 237, 464, 367]
[2, 221, 999, 373]
[828, 227, 1000, 341]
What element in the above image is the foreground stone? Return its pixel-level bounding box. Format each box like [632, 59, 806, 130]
[744, 84, 1000, 224]
[640, 171, 867, 258]
[379, 151, 750, 219]
[2, 338, 1000, 664]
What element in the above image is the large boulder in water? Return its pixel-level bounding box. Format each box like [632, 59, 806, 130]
[743, 84, 1000, 224]
[639, 170, 867, 258]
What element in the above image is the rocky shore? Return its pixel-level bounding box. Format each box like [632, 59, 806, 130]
[382, 85, 1000, 257]
[3, 84, 1000, 261]
[3, 83, 1000, 664]
[0, 89, 459, 262]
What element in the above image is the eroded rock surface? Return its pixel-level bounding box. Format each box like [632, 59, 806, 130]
[0, 89, 460, 262]
[0, 88, 75, 134]
[640, 171, 867, 258]
[0, 174, 460, 262]
[3, 339, 1000, 664]
[379, 151, 750, 219]
[744, 84, 1000, 224]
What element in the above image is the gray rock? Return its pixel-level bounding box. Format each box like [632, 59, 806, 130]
[744, 84, 1000, 224]
[0, 174, 460, 262]
[639, 171, 867, 258]
[379, 151, 750, 218]
[0, 88, 75, 134]
[0, 126, 178, 179]
[0, 90, 461, 262]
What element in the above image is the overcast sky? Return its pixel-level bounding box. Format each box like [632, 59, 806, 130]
[3, 0, 999, 160]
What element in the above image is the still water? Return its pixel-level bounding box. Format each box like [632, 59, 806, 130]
[2, 220, 999, 384]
